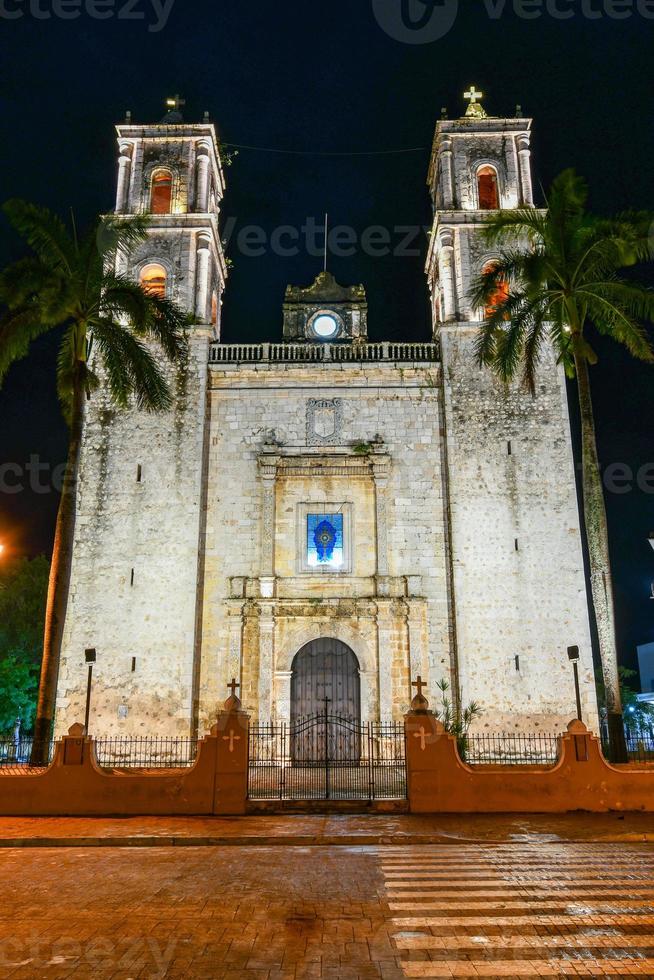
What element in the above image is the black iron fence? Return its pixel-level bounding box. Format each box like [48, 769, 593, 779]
[248, 714, 406, 801]
[600, 731, 654, 765]
[94, 736, 198, 769]
[0, 737, 54, 773]
[460, 732, 560, 766]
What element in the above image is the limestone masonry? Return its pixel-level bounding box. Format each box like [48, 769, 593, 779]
[54, 95, 598, 737]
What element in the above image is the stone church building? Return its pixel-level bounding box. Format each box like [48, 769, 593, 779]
[54, 93, 599, 738]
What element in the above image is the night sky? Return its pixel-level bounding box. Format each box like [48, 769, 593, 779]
[0, 1, 652, 673]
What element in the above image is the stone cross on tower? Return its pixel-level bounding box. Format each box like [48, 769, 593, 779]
[166, 94, 186, 112]
[463, 86, 487, 119]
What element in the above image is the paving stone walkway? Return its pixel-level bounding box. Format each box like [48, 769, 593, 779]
[382, 843, 654, 977]
[1, 841, 654, 977]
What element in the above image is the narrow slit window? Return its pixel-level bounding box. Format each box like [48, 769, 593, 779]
[131, 657, 137, 672]
[130, 568, 135, 587]
[136, 464, 142, 483]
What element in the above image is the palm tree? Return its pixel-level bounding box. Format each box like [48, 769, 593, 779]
[0, 200, 189, 761]
[471, 169, 654, 762]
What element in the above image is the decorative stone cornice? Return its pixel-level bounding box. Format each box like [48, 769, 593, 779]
[258, 449, 391, 480]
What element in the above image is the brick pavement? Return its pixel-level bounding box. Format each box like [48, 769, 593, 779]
[382, 844, 654, 977]
[1, 843, 654, 978]
[2, 813, 654, 847]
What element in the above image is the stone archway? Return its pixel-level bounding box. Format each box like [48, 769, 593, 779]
[290, 638, 361, 725]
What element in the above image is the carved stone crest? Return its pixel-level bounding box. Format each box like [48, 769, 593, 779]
[307, 399, 342, 446]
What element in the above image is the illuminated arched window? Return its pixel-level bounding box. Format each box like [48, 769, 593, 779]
[140, 263, 167, 300]
[150, 170, 173, 214]
[477, 166, 499, 210]
[211, 291, 218, 326]
[482, 261, 509, 320]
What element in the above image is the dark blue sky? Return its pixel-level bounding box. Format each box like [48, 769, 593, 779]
[0, 0, 653, 672]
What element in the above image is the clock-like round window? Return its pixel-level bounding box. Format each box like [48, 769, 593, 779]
[311, 312, 341, 340]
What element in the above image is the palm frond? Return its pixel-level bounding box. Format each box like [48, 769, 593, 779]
[0, 308, 54, 383]
[3, 200, 75, 272]
[92, 318, 173, 412]
[140, 295, 189, 362]
[481, 207, 548, 246]
[580, 289, 654, 362]
[95, 215, 150, 261]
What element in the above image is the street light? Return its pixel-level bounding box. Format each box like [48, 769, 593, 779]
[567, 645, 583, 721]
[84, 648, 96, 734]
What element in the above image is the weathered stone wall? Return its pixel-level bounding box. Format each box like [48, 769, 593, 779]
[55, 333, 211, 737]
[196, 361, 452, 729]
[440, 326, 598, 732]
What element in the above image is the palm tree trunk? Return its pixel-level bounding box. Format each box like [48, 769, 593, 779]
[573, 351, 628, 762]
[30, 380, 85, 764]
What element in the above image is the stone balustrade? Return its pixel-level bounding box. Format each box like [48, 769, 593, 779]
[208, 341, 440, 365]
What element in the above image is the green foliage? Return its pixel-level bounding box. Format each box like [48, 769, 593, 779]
[471, 169, 654, 392]
[432, 677, 482, 753]
[595, 666, 654, 730]
[0, 655, 38, 735]
[0, 201, 190, 424]
[0, 556, 49, 734]
[0, 555, 49, 666]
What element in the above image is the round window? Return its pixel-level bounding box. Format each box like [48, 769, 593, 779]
[311, 313, 340, 339]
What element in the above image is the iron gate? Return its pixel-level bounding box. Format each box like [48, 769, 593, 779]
[248, 713, 406, 801]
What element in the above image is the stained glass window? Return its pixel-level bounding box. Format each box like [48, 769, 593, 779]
[307, 513, 344, 569]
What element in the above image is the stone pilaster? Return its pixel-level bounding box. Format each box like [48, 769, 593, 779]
[438, 229, 457, 322]
[195, 232, 212, 321]
[226, 605, 244, 695]
[115, 143, 133, 213]
[258, 455, 278, 578]
[372, 454, 391, 578]
[258, 604, 275, 724]
[275, 670, 293, 724]
[516, 133, 534, 206]
[376, 601, 394, 723]
[407, 600, 427, 688]
[440, 138, 455, 208]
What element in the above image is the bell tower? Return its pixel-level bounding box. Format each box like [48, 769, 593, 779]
[113, 96, 228, 333]
[425, 89, 598, 732]
[426, 87, 533, 327]
[55, 99, 229, 739]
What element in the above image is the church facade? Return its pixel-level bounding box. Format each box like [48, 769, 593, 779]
[53, 94, 599, 738]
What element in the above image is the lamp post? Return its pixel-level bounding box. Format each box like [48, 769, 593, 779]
[567, 645, 583, 722]
[84, 648, 96, 734]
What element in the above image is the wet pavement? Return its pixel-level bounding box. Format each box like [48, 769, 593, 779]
[2, 813, 654, 847]
[2, 839, 654, 977]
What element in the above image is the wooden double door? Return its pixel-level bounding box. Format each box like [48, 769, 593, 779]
[291, 638, 361, 723]
[290, 639, 361, 762]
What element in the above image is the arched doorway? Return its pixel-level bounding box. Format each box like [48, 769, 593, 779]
[290, 639, 361, 763]
[291, 638, 361, 724]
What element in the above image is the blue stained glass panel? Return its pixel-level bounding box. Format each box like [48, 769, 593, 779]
[307, 513, 344, 569]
